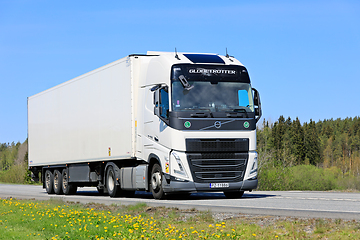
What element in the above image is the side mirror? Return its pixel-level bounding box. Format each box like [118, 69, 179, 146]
[252, 88, 262, 122]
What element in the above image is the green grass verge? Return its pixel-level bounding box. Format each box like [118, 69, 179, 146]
[1, 197, 360, 239]
[258, 165, 360, 191]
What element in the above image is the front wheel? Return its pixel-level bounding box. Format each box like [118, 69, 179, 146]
[150, 163, 165, 199]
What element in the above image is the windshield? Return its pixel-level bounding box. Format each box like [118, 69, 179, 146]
[171, 81, 254, 112]
[171, 64, 254, 113]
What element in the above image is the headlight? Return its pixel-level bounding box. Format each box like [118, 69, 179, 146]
[250, 156, 258, 175]
[172, 152, 188, 177]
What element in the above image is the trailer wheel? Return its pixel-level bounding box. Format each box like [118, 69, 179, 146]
[106, 166, 120, 197]
[223, 190, 244, 199]
[53, 170, 63, 195]
[44, 170, 54, 194]
[150, 163, 165, 199]
[62, 169, 77, 195]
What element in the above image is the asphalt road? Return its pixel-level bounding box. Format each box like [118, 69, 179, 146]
[1, 184, 359, 220]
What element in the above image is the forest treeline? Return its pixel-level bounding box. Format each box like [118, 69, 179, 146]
[0, 140, 31, 183]
[257, 116, 360, 190]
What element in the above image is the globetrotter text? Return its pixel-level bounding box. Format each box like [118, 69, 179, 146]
[188, 68, 237, 75]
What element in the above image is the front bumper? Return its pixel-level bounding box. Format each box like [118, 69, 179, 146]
[162, 174, 257, 193]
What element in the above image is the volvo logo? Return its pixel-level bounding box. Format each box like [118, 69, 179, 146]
[214, 121, 222, 129]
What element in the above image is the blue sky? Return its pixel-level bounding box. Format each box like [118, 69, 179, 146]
[1, 0, 359, 143]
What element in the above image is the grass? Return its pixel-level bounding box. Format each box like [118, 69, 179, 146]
[1, 198, 360, 239]
[258, 164, 360, 191]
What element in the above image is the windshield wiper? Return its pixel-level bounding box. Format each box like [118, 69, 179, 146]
[226, 108, 248, 118]
[190, 108, 214, 118]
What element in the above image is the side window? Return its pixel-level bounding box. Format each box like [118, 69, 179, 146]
[238, 89, 249, 107]
[160, 88, 169, 119]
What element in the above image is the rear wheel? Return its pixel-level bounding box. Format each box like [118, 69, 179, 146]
[44, 170, 54, 194]
[223, 190, 244, 199]
[106, 166, 121, 197]
[62, 169, 77, 195]
[53, 170, 63, 195]
[150, 163, 165, 199]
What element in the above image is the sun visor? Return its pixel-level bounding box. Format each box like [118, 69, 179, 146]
[183, 54, 225, 64]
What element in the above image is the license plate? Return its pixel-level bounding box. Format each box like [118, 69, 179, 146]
[210, 183, 229, 188]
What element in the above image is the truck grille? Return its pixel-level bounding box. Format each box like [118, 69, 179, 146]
[186, 152, 248, 183]
[186, 138, 249, 152]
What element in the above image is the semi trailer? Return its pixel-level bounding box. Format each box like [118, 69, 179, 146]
[28, 51, 262, 199]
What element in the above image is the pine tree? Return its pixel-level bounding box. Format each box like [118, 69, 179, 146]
[304, 120, 320, 165]
[271, 116, 286, 166]
[290, 117, 305, 164]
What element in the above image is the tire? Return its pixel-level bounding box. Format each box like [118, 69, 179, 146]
[62, 169, 77, 195]
[223, 190, 244, 199]
[53, 169, 63, 195]
[44, 170, 54, 194]
[150, 163, 165, 199]
[106, 166, 121, 198]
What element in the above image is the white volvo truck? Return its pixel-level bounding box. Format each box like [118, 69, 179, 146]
[28, 51, 261, 199]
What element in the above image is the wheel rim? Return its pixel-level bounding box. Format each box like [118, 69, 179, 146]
[151, 171, 161, 191]
[54, 172, 58, 189]
[108, 171, 114, 192]
[45, 172, 51, 189]
[62, 172, 68, 190]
